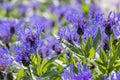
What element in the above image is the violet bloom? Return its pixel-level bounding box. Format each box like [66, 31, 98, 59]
[29, 15, 52, 32]
[18, 3, 28, 16]
[66, 11, 85, 36]
[0, 46, 12, 71]
[112, 13, 120, 39]
[75, 64, 93, 80]
[53, 5, 69, 19]
[58, 26, 79, 44]
[13, 44, 30, 63]
[17, 25, 40, 53]
[37, 41, 49, 58]
[61, 64, 92, 80]
[36, 77, 44, 80]
[89, 5, 101, 15]
[45, 36, 63, 54]
[37, 35, 63, 58]
[113, 26, 120, 39]
[29, 1, 40, 10]
[2, 2, 13, 11]
[14, 25, 40, 63]
[82, 25, 98, 41]
[0, 20, 22, 45]
[103, 12, 116, 37]
[104, 75, 108, 80]
[53, 4, 80, 20]
[66, 11, 84, 27]
[104, 71, 120, 80]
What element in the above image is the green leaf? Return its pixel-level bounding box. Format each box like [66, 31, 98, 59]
[97, 64, 106, 74]
[95, 74, 104, 80]
[42, 70, 59, 78]
[99, 48, 108, 64]
[93, 28, 101, 50]
[42, 54, 62, 71]
[85, 36, 93, 57]
[81, 2, 89, 16]
[16, 68, 25, 80]
[95, 60, 106, 67]
[115, 60, 120, 67]
[60, 39, 83, 56]
[7, 72, 13, 80]
[109, 51, 115, 69]
[89, 47, 95, 58]
[38, 59, 47, 76]
[10, 35, 16, 43]
[116, 43, 120, 58]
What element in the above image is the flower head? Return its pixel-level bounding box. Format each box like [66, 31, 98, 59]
[2, 2, 13, 11]
[58, 26, 79, 44]
[0, 19, 22, 44]
[0, 46, 12, 71]
[61, 64, 92, 80]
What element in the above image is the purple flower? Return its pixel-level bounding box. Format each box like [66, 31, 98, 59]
[53, 5, 69, 19]
[29, 15, 52, 32]
[46, 36, 63, 54]
[82, 25, 98, 41]
[37, 41, 49, 58]
[0, 46, 12, 71]
[36, 77, 44, 80]
[104, 75, 108, 80]
[113, 26, 120, 39]
[18, 3, 28, 16]
[29, 1, 40, 10]
[116, 71, 120, 79]
[58, 26, 79, 44]
[66, 11, 86, 36]
[89, 5, 101, 15]
[76, 65, 92, 80]
[53, 4, 81, 20]
[17, 25, 40, 53]
[104, 71, 120, 80]
[66, 11, 84, 28]
[2, 2, 13, 10]
[13, 44, 30, 63]
[0, 19, 22, 44]
[61, 64, 92, 80]
[14, 25, 41, 62]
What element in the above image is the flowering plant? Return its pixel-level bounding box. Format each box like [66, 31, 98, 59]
[0, 0, 120, 80]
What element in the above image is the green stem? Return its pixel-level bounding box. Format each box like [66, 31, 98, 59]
[28, 66, 34, 80]
[107, 36, 111, 76]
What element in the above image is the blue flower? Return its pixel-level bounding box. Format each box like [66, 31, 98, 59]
[0, 46, 12, 71]
[45, 36, 63, 54]
[18, 3, 28, 16]
[82, 25, 98, 41]
[53, 4, 81, 20]
[1, 2, 13, 10]
[28, 1, 40, 10]
[104, 71, 120, 80]
[37, 41, 49, 58]
[58, 26, 79, 44]
[36, 77, 44, 80]
[61, 64, 92, 80]
[0, 19, 22, 44]
[13, 44, 30, 63]
[66, 11, 84, 28]
[17, 25, 40, 53]
[14, 25, 41, 62]
[29, 15, 52, 32]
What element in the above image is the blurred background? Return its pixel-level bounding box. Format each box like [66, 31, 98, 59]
[0, 0, 120, 18]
